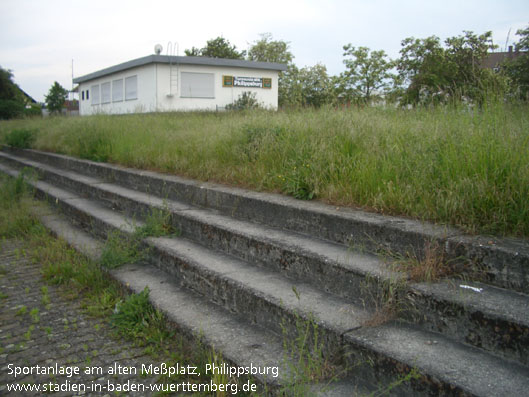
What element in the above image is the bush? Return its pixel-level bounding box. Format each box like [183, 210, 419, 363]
[24, 104, 42, 118]
[226, 91, 260, 110]
[0, 99, 24, 120]
[5, 128, 35, 148]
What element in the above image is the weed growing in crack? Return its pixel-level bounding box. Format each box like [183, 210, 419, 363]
[111, 286, 163, 340]
[360, 273, 408, 327]
[0, 172, 39, 238]
[280, 311, 337, 396]
[16, 305, 27, 316]
[134, 204, 180, 239]
[29, 307, 40, 323]
[100, 230, 143, 269]
[101, 205, 180, 269]
[387, 241, 467, 283]
[367, 367, 422, 397]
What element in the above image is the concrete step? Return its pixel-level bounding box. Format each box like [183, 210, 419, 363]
[1, 160, 373, 361]
[0, 150, 398, 306]
[4, 147, 528, 295]
[2, 149, 529, 395]
[27, 205, 292, 392]
[407, 279, 529, 365]
[15, 179, 529, 396]
[35, 205, 377, 396]
[344, 322, 529, 396]
[1, 149, 528, 365]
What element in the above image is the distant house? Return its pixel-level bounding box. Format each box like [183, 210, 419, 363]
[42, 99, 78, 117]
[73, 54, 287, 116]
[64, 99, 79, 116]
[482, 46, 527, 71]
[19, 88, 37, 105]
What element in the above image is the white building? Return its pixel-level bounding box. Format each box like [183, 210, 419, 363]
[73, 55, 287, 115]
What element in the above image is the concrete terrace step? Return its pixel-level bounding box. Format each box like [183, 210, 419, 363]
[0, 149, 398, 306]
[1, 148, 529, 395]
[146, 236, 372, 354]
[5, 174, 529, 397]
[344, 322, 529, 396]
[407, 279, 529, 365]
[4, 147, 529, 295]
[27, 206, 292, 391]
[2, 161, 374, 361]
[1, 148, 529, 365]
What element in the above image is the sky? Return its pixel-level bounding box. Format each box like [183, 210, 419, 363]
[1, 0, 527, 102]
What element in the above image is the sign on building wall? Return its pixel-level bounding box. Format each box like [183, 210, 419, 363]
[223, 76, 271, 89]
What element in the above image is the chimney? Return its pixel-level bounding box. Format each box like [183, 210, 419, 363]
[508, 45, 513, 53]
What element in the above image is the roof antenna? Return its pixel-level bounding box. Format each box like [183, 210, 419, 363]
[504, 28, 511, 52]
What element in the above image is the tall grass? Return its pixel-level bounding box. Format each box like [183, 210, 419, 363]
[1, 102, 528, 237]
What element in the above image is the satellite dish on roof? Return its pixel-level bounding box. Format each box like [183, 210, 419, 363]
[154, 44, 163, 55]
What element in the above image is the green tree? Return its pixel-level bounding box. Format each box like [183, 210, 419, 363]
[248, 33, 295, 107]
[278, 64, 302, 107]
[45, 81, 68, 115]
[185, 36, 246, 59]
[298, 64, 334, 107]
[0, 66, 25, 119]
[0, 67, 21, 101]
[503, 25, 529, 100]
[397, 31, 503, 105]
[340, 45, 395, 103]
[278, 64, 334, 108]
[247, 33, 293, 64]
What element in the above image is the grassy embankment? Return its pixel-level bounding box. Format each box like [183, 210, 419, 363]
[1, 102, 528, 237]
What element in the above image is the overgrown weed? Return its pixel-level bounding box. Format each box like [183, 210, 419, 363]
[100, 229, 143, 269]
[1, 103, 527, 236]
[386, 241, 467, 283]
[280, 311, 338, 396]
[134, 205, 179, 239]
[360, 275, 407, 328]
[5, 128, 35, 148]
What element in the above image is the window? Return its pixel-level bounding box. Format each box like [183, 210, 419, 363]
[125, 75, 137, 100]
[112, 79, 123, 102]
[91, 85, 99, 105]
[82, 91, 85, 101]
[101, 82, 111, 104]
[181, 72, 214, 98]
[86, 90, 89, 100]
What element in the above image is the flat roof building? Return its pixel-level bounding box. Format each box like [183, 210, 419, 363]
[73, 54, 287, 115]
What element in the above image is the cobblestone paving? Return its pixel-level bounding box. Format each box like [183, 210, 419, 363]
[0, 239, 165, 396]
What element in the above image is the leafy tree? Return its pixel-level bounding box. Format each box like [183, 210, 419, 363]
[397, 31, 503, 105]
[340, 45, 395, 103]
[185, 36, 246, 59]
[184, 46, 201, 57]
[278, 64, 334, 107]
[0, 99, 24, 120]
[298, 64, 334, 107]
[0, 67, 21, 101]
[278, 64, 302, 107]
[45, 81, 68, 115]
[247, 33, 293, 64]
[248, 33, 295, 107]
[0, 66, 25, 119]
[503, 25, 529, 100]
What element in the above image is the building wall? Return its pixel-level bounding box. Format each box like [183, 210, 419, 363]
[155, 64, 279, 111]
[78, 63, 279, 115]
[78, 64, 157, 116]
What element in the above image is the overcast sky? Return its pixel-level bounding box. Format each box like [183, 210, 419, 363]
[1, 0, 527, 102]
